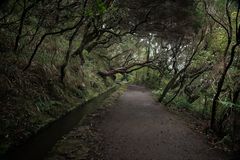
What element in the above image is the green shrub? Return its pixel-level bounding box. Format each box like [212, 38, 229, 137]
[173, 96, 192, 109]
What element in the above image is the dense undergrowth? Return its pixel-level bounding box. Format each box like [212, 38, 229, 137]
[0, 0, 240, 157]
[0, 53, 115, 154]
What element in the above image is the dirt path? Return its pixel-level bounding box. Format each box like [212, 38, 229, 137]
[99, 85, 228, 160]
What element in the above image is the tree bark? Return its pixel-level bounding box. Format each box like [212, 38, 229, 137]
[210, 44, 239, 130]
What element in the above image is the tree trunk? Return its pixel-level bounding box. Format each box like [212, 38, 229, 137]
[210, 44, 238, 130]
[14, 1, 27, 53]
[158, 73, 179, 102]
[165, 77, 185, 105]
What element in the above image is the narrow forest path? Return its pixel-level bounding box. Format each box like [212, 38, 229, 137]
[99, 85, 228, 160]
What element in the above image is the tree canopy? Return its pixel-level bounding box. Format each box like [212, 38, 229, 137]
[0, 0, 240, 155]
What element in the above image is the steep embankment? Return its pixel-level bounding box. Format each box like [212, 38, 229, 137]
[0, 57, 114, 155]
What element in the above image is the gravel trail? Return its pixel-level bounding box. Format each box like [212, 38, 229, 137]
[100, 85, 228, 160]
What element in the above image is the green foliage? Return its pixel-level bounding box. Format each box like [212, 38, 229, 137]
[96, 0, 107, 15]
[215, 0, 226, 10]
[210, 28, 228, 53]
[152, 89, 163, 97]
[192, 50, 215, 67]
[34, 98, 63, 112]
[173, 96, 192, 109]
[86, 9, 94, 17]
[193, 2, 205, 32]
[219, 100, 240, 111]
